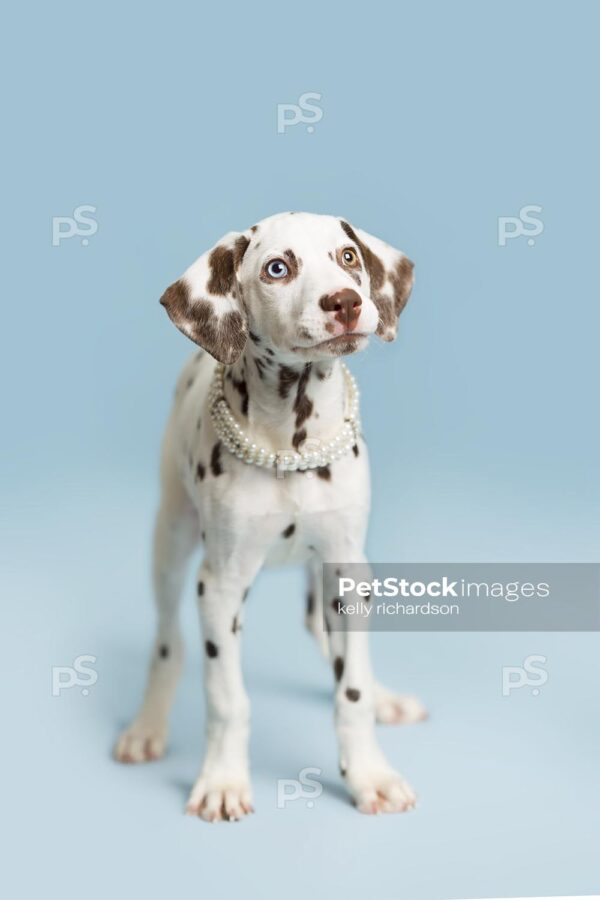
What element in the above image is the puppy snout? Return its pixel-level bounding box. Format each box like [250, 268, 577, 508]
[319, 289, 362, 331]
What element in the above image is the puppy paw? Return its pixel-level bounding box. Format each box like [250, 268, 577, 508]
[114, 722, 167, 763]
[374, 683, 428, 725]
[186, 774, 254, 822]
[345, 766, 417, 815]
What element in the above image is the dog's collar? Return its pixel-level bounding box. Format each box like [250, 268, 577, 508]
[208, 362, 361, 472]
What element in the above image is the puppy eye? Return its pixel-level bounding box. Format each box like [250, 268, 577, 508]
[341, 247, 359, 267]
[265, 259, 289, 279]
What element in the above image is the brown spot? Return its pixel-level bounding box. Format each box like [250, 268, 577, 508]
[159, 644, 169, 659]
[233, 235, 250, 269]
[352, 444, 359, 457]
[293, 404, 312, 438]
[249, 331, 260, 344]
[231, 373, 249, 416]
[250, 224, 258, 233]
[339, 764, 347, 777]
[197, 581, 205, 596]
[283, 248, 301, 279]
[196, 461, 206, 481]
[340, 221, 385, 292]
[210, 442, 223, 476]
[205, 236, 248, 289]
[160, 281, 247, 365]
[390, 256, 415, 315]
[376, 297, 396, 338]
[346, 687, 360, 702]
[316, 466, 331, 481]
[279, 365, 300, 399]
[231, 616, 241, 634]
[293, 364, 313, 429]
[282, 523, 296, 538]
[207, 246, 235, 295]
[205, 640, 218, 658]
[334, 657, 344, 682]
[331, 598, 342, 614]
[292, 427, 307, 451]
[306, 592, 315, 616]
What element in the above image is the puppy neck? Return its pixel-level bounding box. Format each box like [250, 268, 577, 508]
[223, 341, 347, 453]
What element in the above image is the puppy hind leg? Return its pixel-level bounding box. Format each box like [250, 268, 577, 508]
[311, 559, 427, 724]
[321, 556, 417, 813]
[305, 559, 330, 659]
[115, 459, 200, 763]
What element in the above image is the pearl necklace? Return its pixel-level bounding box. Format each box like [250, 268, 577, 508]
[208, 362, 361, 472]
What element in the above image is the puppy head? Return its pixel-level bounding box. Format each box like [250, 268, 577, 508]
[160, 212, 414, 364]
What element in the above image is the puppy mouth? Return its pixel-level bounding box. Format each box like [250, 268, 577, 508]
[292, 333, 368, 354]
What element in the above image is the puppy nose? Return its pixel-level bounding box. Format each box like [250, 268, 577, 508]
[319, 289, 362, 330]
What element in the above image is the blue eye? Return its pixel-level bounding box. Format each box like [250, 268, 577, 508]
[266, 259, 289, 279]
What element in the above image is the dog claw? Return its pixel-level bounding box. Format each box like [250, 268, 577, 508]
[114, 724, 167, 763]
[350, 769, 417, 815]
[186, 778, 254, 823]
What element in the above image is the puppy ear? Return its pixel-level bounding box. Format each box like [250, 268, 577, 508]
[340, 221, 414, 342]
[160, 231, 251, 364]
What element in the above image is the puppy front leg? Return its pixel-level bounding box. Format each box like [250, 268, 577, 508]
[323, 560, 417, 815]
[186, 562, 254, 822]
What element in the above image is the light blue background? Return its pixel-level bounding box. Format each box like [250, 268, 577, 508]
[2, 2, 599, 899]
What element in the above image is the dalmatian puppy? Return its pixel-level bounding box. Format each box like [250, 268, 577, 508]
[115, 211, 427, 819]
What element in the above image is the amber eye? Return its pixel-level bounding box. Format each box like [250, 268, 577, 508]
[341, 247, 359, 267]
